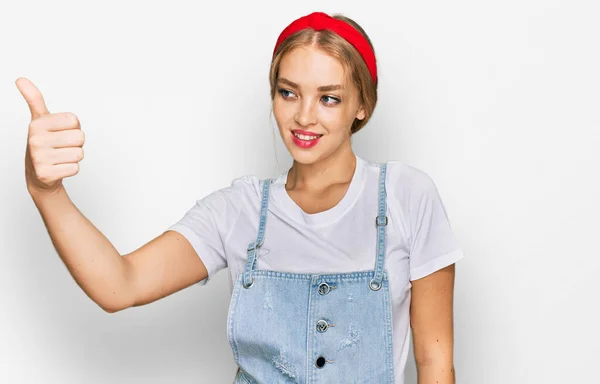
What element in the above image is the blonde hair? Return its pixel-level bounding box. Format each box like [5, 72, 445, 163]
[269, 14, 378, 134]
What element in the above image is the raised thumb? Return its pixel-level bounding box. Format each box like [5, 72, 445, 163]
[16, 77, 50, 120]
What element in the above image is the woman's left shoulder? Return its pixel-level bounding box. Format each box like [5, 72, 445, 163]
[372, 159, 439, 196]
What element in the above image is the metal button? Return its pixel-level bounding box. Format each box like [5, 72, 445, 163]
[317, 282, 330, 295]
[376, 215, 388, 226]
[316, 319, 329, 333]
[243, 277, 254, 289]
[315, 356, 326, 368]
[369, 278, 381, 291]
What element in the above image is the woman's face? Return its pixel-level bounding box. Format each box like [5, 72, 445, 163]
[272, 46, 365, 165]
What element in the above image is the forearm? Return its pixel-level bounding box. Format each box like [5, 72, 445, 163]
[29, 184, 130, 312]
[416, 361, 455, 384]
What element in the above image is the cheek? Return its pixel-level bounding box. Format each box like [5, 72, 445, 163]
[319, 106, 354, 132]
[272, 99, 293, 127]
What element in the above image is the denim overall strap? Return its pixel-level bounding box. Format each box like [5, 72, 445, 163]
[370, 163, 388, 291]
[242, 179, 272, 288]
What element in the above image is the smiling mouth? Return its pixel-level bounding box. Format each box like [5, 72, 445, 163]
[292, 131, 323, 140]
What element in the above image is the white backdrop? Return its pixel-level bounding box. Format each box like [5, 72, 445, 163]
[1, 0, 599, 383]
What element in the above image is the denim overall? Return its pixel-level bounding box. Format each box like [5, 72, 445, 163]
[227, 163, 395, 383]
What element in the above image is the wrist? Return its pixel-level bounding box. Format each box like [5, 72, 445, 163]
[27, 182, 66, 204]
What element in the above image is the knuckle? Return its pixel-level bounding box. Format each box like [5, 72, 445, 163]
[76, 147, 84, 161]
[28, 135, 40, 148]
[73, 129, 85, 146]
[37, 168, 52, 184]
[28, 119, 41, 132]
[29, 146, 42, 161]
[30, 150, 39, 164]
[66, 112, 80, 127]
[31, 153, 46, 168]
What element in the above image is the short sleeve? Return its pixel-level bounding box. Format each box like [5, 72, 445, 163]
[167, 178, 247, 286]
[407, 171, 464, 281]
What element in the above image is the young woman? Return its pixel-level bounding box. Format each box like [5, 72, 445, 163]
[19, 11, 463, 384]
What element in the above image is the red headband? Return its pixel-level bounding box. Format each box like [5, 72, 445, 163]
[273, 12, 377, 82]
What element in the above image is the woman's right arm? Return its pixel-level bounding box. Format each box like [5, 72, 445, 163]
[30, 186, 208, 313]
[19, 77, 208, 314]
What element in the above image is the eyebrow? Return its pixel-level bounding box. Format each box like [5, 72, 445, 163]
[278, 77, 344, 92]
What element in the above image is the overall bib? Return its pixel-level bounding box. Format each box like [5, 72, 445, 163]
[227, 163, 395, 383]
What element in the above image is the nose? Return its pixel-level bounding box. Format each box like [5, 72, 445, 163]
[294, 99, 318, 127]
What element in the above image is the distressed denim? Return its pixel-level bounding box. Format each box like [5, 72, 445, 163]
[227, 164, 395, 383]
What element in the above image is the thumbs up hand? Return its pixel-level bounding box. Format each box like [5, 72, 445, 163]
[17, 78, 85, 195]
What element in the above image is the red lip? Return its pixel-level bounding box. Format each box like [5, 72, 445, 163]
[292, 129, 323, 136]
[290, 130, 322, 149]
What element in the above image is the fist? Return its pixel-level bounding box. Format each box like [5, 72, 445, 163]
[16, 78, 85, 194]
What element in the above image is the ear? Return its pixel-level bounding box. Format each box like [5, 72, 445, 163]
[356, 105, 366, 121]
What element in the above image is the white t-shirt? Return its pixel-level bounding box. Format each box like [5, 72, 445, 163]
[167, 154, 464, 383]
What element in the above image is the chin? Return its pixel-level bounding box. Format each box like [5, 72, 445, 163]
[287, 147, 322, 164]
[292, 154, 322, 165]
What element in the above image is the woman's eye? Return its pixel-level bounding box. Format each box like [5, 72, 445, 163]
[321, 95, 341, 105]
[278, 89, 295, 99]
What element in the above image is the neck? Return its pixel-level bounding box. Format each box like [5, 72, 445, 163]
[286, 143, 356, 192]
